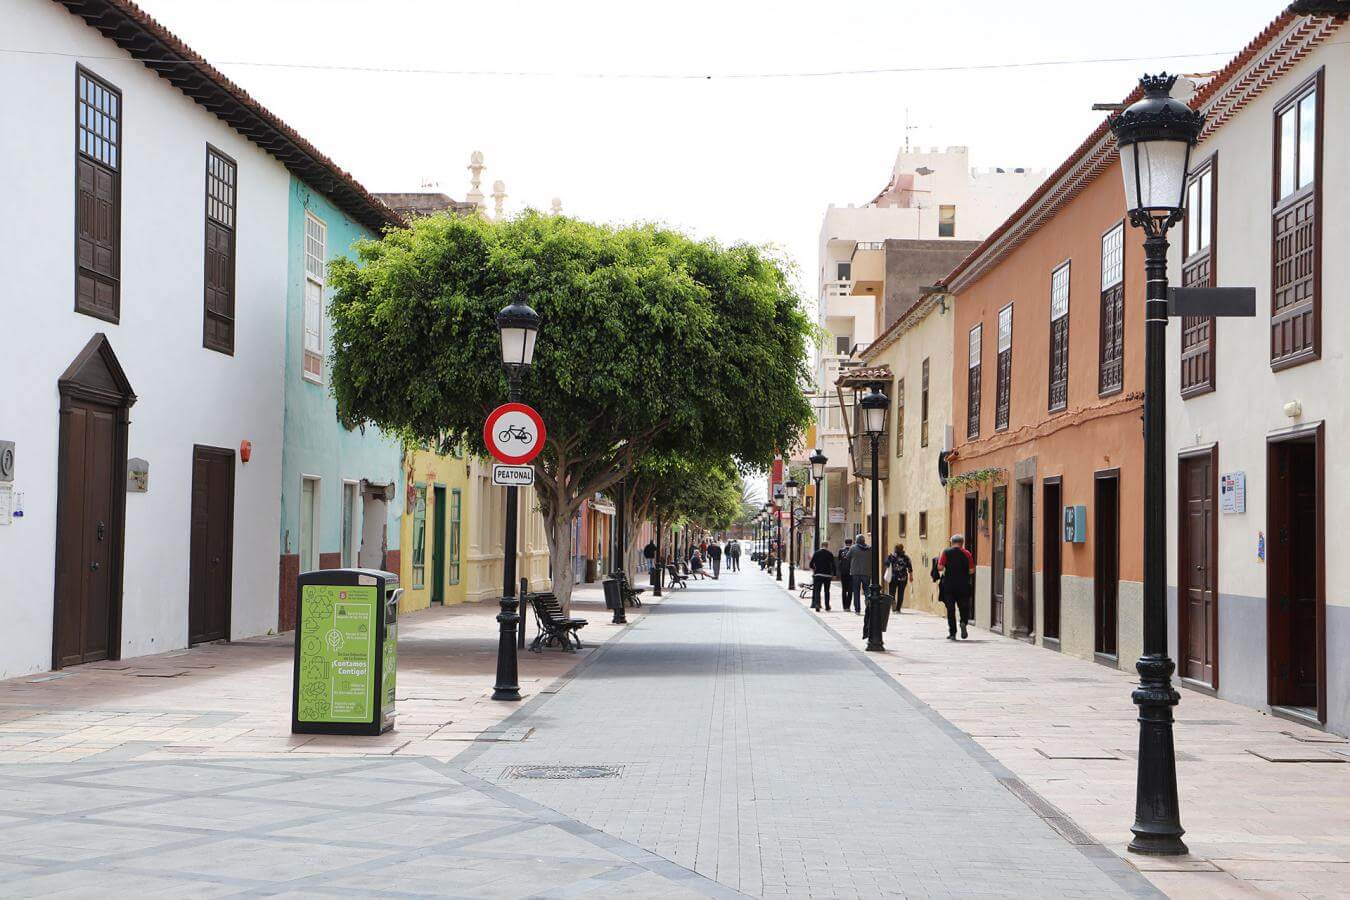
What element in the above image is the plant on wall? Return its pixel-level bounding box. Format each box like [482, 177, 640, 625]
[944, 466, 1007, 495]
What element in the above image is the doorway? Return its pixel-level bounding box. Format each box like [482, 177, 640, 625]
[1042, 478, 1062, 644]
[1013, 480, 1035, 640]
[53, 335, 135, 668]
[1094, 471, 1120, 659]
[432, 485, 447, 604]
[964, 493, 979, 569]
[1178, 448, 1217, 687]
[990, 486, 1007, 632]
[359, 484, 388, 569]
[299, 476, 319, 574]
[1267, 428, 1324, 720]
[188, 446, 234, 645]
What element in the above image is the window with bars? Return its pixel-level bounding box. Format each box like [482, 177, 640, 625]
[894, 378, 905, 457]
[967, 324, 982, 439]
[920, 358, 930, 447]
[1048, 262, 1070, 411]
[76, 67, 121, 322]
[1098, 223, 1125, 394]
[203, 147, 237, 354]
[1271, 72, 1321, 369]
[1181, 159, 1216, 396]
[995, 305, 1013, 431]
[303, 213, 326, 382]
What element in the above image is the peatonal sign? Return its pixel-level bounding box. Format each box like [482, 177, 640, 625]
[484, 402, 546, 465]
[492, 464, 535, 487]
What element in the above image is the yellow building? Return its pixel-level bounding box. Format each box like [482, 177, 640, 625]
[464, 458, 551, 602]
[398, 447, 471, 612]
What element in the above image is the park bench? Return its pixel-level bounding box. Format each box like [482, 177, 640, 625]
[528, 592, 587, 652]
[665, 563, 688, 590]
[611, 570, 644, 607]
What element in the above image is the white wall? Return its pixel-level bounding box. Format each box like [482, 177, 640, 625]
[0, 0, 288, 675]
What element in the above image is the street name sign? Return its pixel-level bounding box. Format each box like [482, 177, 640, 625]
[492, 464, 535, 486]
[484, 402, 546, 465]
[1167, 286, 1256, 318]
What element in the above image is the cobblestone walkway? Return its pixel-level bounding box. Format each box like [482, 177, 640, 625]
[462, 570, 1155, 898]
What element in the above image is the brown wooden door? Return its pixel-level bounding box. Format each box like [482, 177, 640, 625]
[964, 494, 979, 565]
[1013, 481, 1034, 639]
[54, 400, 118, 666]
[1042, 480, 1062, 642]
[189, 446, 234, 645]
[1268, 438, 1320, 711]
[990, 487, 1006, 631]
[1179, 453, 1216, 686]
[1094, 473, 1120, 657]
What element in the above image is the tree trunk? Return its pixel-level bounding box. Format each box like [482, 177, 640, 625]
[544, 506, 577, 614]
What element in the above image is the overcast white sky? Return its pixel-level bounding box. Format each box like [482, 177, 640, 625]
[125, 0, 1278, 297]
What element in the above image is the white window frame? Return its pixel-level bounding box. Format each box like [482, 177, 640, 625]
[1101, 223, 1124, 290]
[836, 261, 852, 281]
[997, 304, 1013, 352]
[968, 323, 982, 369]
[1050, 261, 1071, 322]
[303, 212, 327, 384]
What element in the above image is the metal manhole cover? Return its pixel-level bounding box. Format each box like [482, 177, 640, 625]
[506, 765, 622, 780]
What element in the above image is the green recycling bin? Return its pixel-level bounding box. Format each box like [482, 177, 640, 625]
[291, 568, 401, 736]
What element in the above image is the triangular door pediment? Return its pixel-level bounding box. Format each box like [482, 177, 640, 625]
[58, 333, 137, 407]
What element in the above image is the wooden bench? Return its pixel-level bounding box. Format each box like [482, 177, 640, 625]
[611, 571, 644, 607]
[665, 563, 688, 590]
[528, 592, 587, 652]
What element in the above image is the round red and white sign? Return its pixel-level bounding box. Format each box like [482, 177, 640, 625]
[483, 402, 546, 465]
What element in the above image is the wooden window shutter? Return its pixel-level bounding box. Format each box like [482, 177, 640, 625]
[203, 147, 237, 354]
[75, 68, 121, 322]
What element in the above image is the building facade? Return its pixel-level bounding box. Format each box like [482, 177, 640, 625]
[1162, 6, 1349, 734]
[0, 0, 394, 675]
[398, 447, 470, 612]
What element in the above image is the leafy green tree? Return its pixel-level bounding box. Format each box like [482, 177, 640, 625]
[328, 211, 812, 609]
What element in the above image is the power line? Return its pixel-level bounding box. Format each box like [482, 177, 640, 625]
[0, 46, 1239, 81]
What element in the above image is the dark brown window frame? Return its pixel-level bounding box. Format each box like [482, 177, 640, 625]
[1048, 261, 1070, 412]
[1181, 155, 1218, 397]
[898, 512, 907, 536]
[1098, 221, 1126, 396]
[920, 358, 930, 448]
[895, 378, 905, 457]
[1269, 68, 1322, 371]
[203, 144, 238, 355]
[918, 510, 928, 539]
[995, 303, 1013, 432]
[967, 323, 982, 439]
[74, 65, 122, 324]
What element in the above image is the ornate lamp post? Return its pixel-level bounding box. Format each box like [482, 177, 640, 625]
[1110, 73, 1203, 857]
[492, 297, 539, 701]
[860, 386, 889, 652]
[785, 478, 800, 591]
[762, 502, 773, 570]
[809, 449, 828, 554]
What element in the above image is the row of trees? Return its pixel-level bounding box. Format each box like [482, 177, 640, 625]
[328, 211, 812, 609]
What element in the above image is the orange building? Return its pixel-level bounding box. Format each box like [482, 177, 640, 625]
[944, 130, 1149, 669]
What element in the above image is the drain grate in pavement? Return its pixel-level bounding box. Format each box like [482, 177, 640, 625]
[997, 776, 1096, 846]
[505, 764, 622, 780]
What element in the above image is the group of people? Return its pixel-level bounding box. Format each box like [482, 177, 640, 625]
[806, 533, 975, 641]
[643, 538, 741, 580]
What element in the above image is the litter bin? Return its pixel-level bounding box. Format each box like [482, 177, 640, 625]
[292, 568, 401, 736]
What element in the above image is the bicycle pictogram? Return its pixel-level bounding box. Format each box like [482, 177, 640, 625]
[497, 424, 534, 445]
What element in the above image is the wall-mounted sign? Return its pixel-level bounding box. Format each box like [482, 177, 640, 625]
[0, 441, 14, 482]
[1063, 504, 1087, 543]
[1220, 471, 1246, 514]
[828, 507, 846, 524]
[492, 464, 534, 486]
[127, 458, 149, 493]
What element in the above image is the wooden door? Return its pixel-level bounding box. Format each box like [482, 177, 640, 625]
[189, 446, 234, 645]
[1179, 452, 1216, 686]
[432, 486, 446, 604]
[964, 494, 979, 565]
[54, 400, 119, 666]
[1042, 480, 1062, 642]
[1268, 437, 1321, 712]
[1094, 473, 1120, 657]
[1013, 481, 1034, 639]
[990, 487, 1007, 631]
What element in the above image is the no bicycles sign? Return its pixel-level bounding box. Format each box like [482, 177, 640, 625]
[484, 402, 546, 465]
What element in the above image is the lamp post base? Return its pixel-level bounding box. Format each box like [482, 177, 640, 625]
[1129, 654, 1186, 855]
[491, 597, 522, 702]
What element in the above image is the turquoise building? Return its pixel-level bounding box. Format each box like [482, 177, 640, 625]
[277, 177, 405, 629]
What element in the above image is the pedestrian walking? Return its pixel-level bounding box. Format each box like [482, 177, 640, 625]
[643, 539, 657, 572]
[848, 534, 873, 616]
[884, 543, 914, 613]
[809, 540, 835, 611]
[837, 538, 855, 611]
[708, 541, 723, 579]
[937, 534, 975, 640]
[727, 539, 741, 572]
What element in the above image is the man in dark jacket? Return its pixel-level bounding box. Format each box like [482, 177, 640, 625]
[837, 538, 855, 611]
[885, 544, 914, 612]
[643, 540, 658, 572]
[937, 534, 975, 640]
[809, 541, 835, 611]
[848, 534, 873, 616]
[707, 541, 723, 579]
[727, 539, 741, 571]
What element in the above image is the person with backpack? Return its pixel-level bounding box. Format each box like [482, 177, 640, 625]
[937, 534, 975, 640]
[885, 543, 914, 613]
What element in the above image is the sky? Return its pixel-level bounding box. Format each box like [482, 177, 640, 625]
[111, 0, 1280, 299]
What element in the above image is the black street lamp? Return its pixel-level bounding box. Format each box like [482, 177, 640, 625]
[860, 386, 889, 652]
[785, 477, 800, 591]
[492, 297, 540, 702]
[762, 502, 773, 571]
[1110, 73, 1203, 857]
[809, 448, 828, 554]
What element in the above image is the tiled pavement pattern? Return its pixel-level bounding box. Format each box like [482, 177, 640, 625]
[462, 572, 1154, 898]
[0, 754, 727, 898]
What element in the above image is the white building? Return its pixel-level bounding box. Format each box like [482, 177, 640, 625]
[1164, 3, 1349, 735]
[0, 0, 396, 676]
[812, 147, 1043, 545]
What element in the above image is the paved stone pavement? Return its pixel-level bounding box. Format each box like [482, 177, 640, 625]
[461, 570, 1155, 898]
